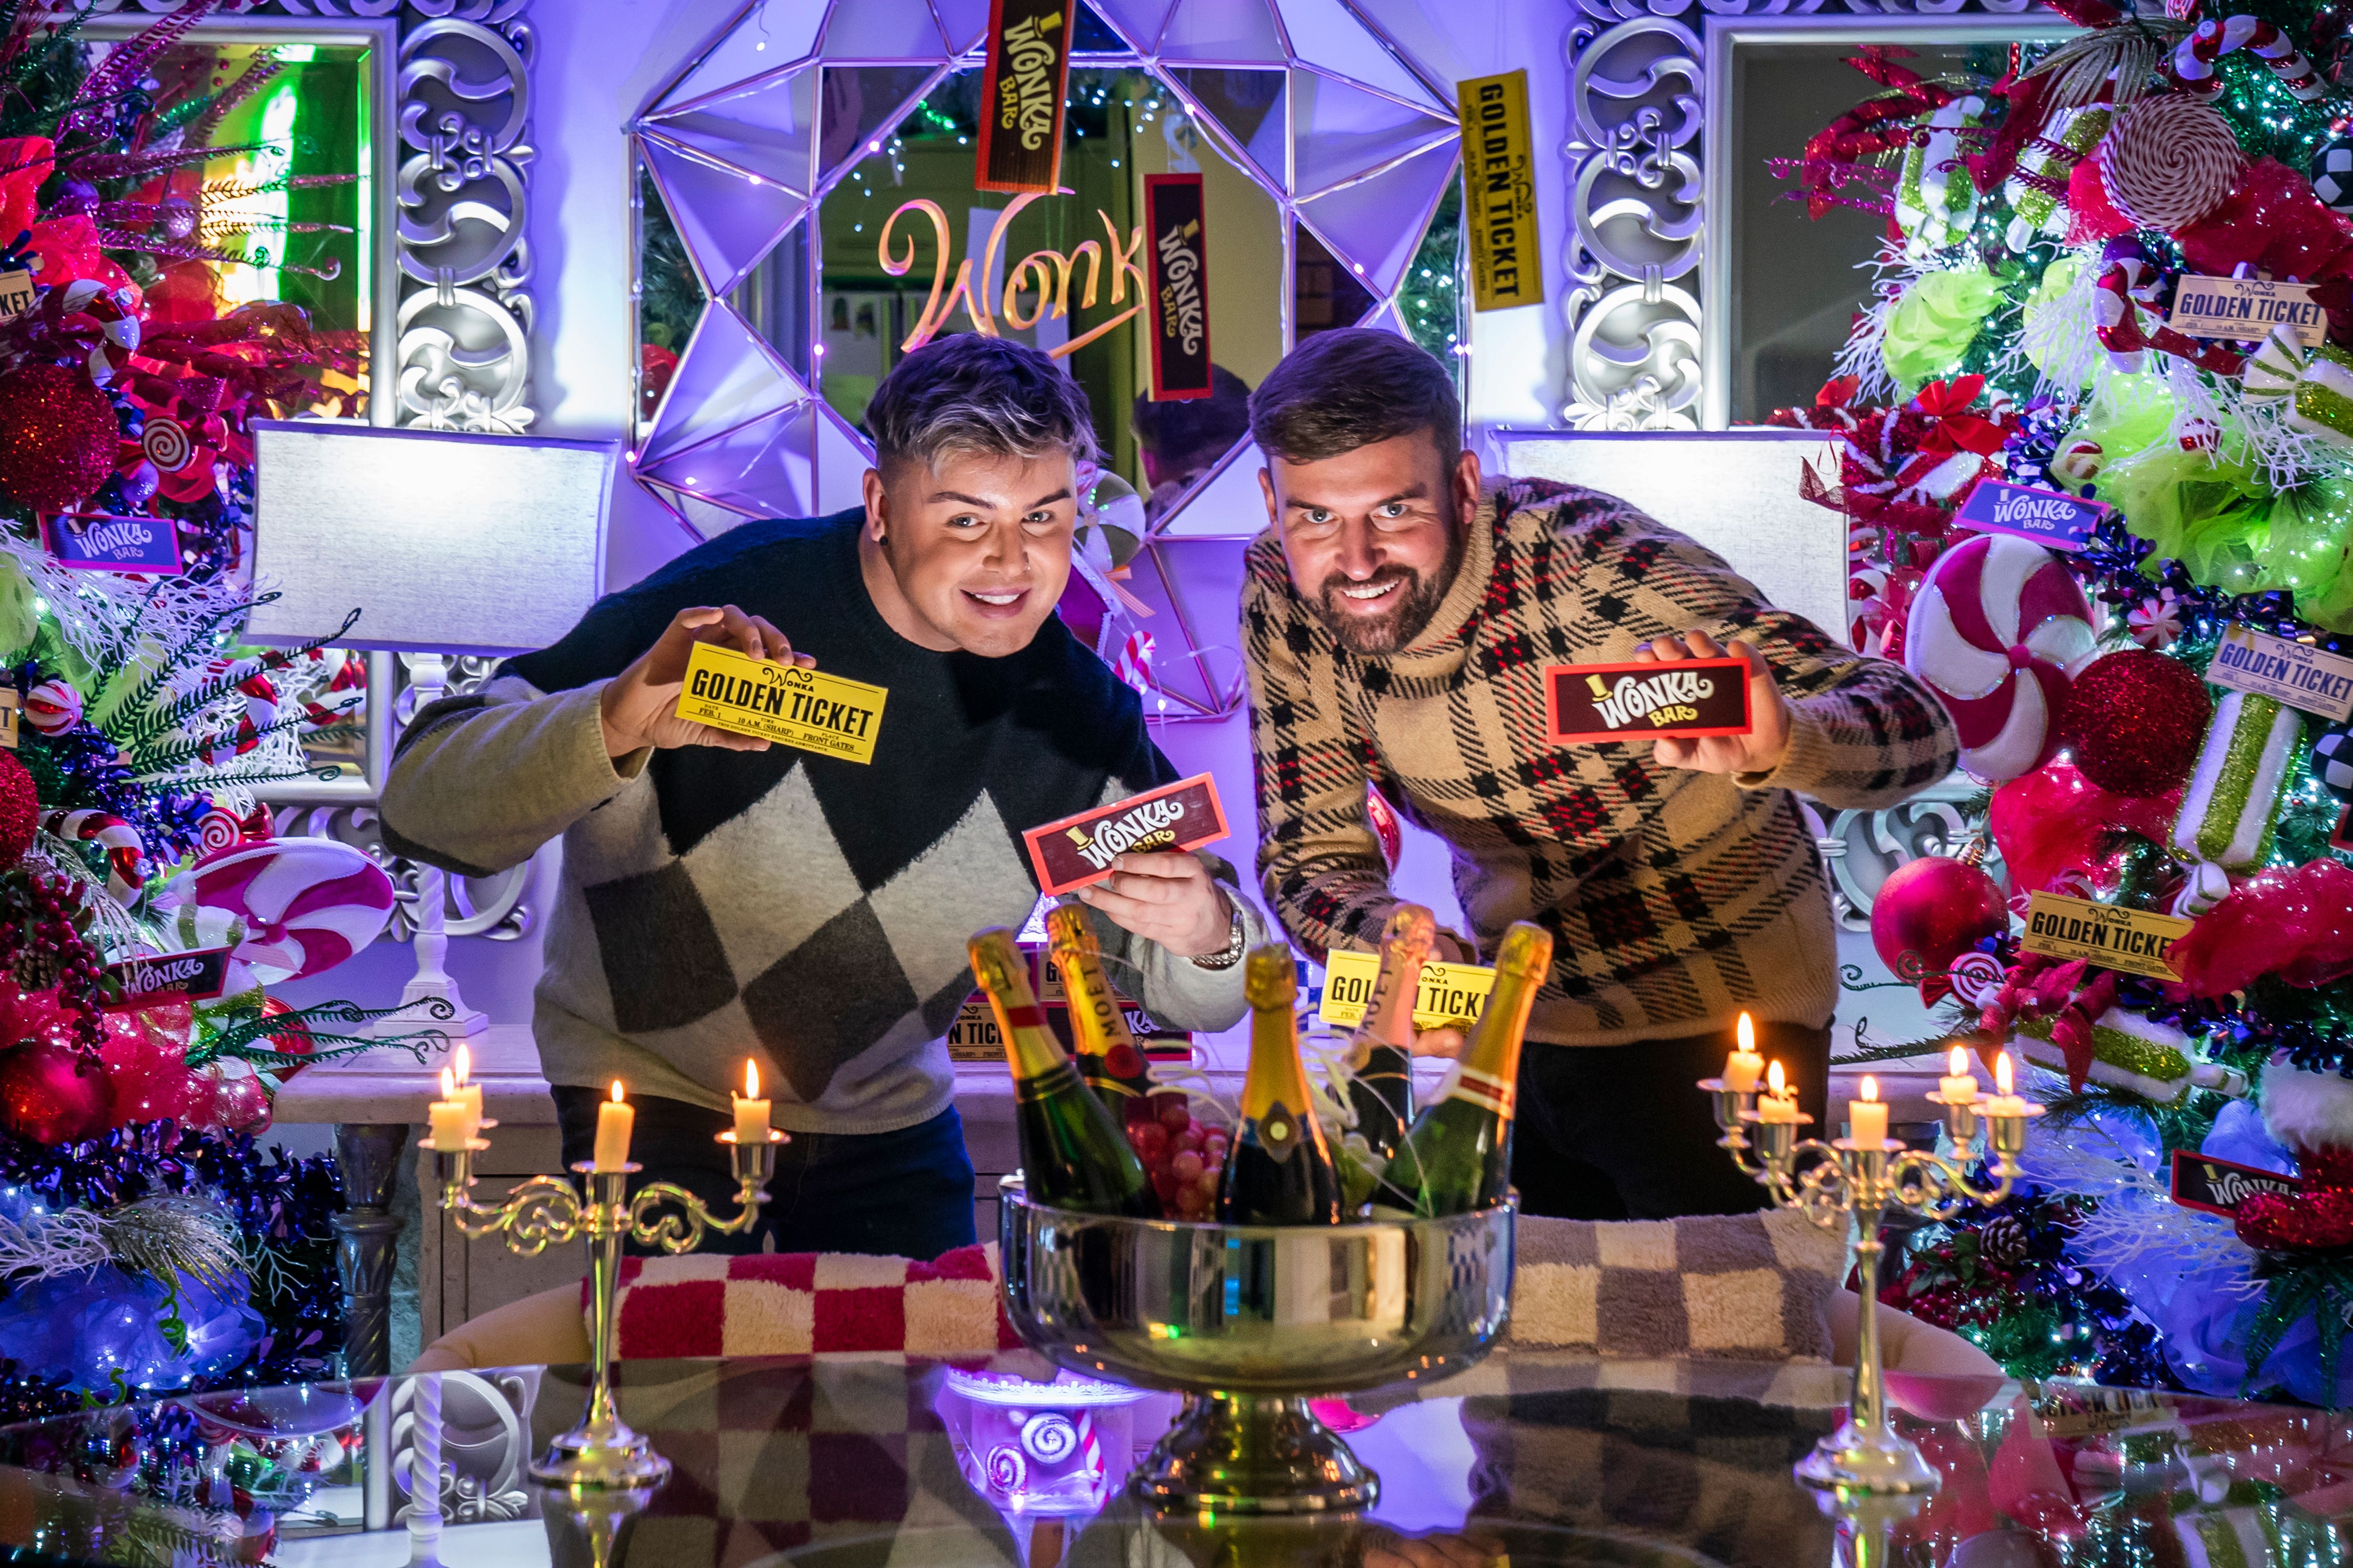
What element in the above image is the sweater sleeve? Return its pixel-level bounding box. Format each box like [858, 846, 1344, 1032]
[377, 677, 647, 877]
[1616, 517, 1959, 810]
[1241, 544, 1398, 964]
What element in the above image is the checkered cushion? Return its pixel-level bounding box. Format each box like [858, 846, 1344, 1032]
[598, 1242, 1024, 1360]
[1504, 1210, 1844, 1361]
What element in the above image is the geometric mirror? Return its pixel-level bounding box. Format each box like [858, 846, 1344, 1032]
[629, 0, 1465, 713]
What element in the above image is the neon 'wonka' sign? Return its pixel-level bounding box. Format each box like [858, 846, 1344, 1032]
[878, 191, 1146, 357]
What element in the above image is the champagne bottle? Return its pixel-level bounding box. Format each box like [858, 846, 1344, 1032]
[1216, 945, 1343, 1226]
[1346, 904, 1436, 1163]
[969, 927, 1160, 1219]
[1391, 920, 1551, 1217]
[1045, 903, 1155, 1116]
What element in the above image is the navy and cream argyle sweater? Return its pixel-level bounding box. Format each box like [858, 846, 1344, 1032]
[1243, 479, 1959, 1048]
[380, 511, 1262, 1132]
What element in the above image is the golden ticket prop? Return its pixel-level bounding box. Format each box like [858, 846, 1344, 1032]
[2166, 276, 2325, 348]
[2020, 891, 2192, 981]
[1318, 950, 1496, 1030]
[1456, 69, 1543, 312]
[2208, 622, 2353, 723]
[675, 642, 888, 765]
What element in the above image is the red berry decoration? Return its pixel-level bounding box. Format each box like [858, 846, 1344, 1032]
[0, 1037, 112, 1144]
[2059, 648, 2214, 799]
[0, 752, 36, 870]
[0, 364, 119, 513]
[1870, 854, 2009, 988]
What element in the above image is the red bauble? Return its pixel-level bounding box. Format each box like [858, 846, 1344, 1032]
[0, 1039, 112, 1144]
[2059, 648, 2213, 798]
[1870, 855, 2010, 985]
[260, 997, 316, 1079]
[0, 751, 36, 871]
[0, 364, 119, 513]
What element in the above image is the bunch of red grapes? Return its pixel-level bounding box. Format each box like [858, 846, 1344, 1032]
[1125, 1093, 1230, 1220]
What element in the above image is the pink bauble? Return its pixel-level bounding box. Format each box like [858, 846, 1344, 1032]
[1869, 855, 2009, 986]
[0, 1040, 112, 1144]
[187, 837, 396, 984]
[206, 1062, 271, 1136]
[1904, 533, 2097, 783]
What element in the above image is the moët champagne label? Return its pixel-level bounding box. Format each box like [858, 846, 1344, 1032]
[1543, 656, 1751, 744]
[675, 642, 888, 765]
[1318, 950, 1495, 1030]
[2020, 891, 2191, 981]
[1022, 773, 1228, 895]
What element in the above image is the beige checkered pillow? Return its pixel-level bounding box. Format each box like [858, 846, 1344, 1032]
[1505, 1210, 1845, 1362]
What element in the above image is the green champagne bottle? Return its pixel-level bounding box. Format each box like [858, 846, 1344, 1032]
[969, 927, 1160, 1219]
[1216, 945, 1343, 1226]
[1346, 904, 1435, 1163]
[1045, 903, 1156, 1118]
[1392, 921, 1551, 1217]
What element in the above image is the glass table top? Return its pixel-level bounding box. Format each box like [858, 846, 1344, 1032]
[0, 1353, 2344, 1566]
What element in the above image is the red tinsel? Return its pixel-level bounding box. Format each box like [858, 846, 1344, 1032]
[2168, 858, 2353, 997]
[1988, 758, 2183, 911]
[2176, 158, 2353, 282]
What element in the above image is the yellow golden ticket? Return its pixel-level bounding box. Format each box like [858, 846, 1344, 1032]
[2020, 891, 2191, 982]
[675, 641, 888, 765]
[1318, 950, 1496, 1031]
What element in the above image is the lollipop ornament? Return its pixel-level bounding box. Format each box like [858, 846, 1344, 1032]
[1699, 1041, 2042, 1493]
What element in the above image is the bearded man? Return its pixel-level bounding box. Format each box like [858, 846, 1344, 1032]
[1241, 329, 1959, 1218]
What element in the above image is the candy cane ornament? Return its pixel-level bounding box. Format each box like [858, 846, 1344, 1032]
[20, 680, 85, 737]
[2167, 14, 2326, 100]
[43, 809, 148, 903]
[2094, 261, 2247, 376]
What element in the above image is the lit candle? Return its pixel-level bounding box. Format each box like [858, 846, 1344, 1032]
[732, 1059, 771, 1146]
[1722, 1012, 1764, 1093]
[1939, 1046, 1979, 1106]
[428, 1067, 471, 1152]
[1983, 1051, 2029, 1118]
[450, 1042, 483, 1132]
[1756, 1058, 1801, 1122]
[1847, 1074, 1889, 1146]
[593, 1080, 635, 1171]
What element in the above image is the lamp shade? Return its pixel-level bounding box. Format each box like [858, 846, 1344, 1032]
[246, 420, 616, 655]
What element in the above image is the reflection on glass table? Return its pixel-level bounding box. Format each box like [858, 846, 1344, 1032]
[0, 1357, 2350, 1565]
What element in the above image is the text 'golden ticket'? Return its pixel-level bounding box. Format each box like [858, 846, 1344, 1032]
[1318, 950, 1497, 1031]
[2020, 891, 2192, 981]
[676, 641, 888, 765]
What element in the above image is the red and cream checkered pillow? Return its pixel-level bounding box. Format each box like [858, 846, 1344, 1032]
[593, 1241, 1025, 1360]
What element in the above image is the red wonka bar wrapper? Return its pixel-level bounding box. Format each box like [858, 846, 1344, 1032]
[1543, 656, 1752, 744]
[1022, 773, 1229, 896]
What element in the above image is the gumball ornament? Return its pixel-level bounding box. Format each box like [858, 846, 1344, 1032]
[1904, 533, 2099, 782]
[2058, 649, 2213, 798]
[0, 363, 119, 513]
[1871, 851, 2010, 993]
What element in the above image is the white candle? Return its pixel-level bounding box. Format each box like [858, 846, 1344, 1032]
[1848, 1074, 1889, 1146]
[593, 1080, 635, 1171]
[1983, 1050, 2029, 1119]
[429, 1069, 471, 1151]
[1756, 1058, 1801, 1123]
[732, 1059, 771, 1146]
[450, 1042, 483, 1133]
[1939, 1045, 1979, 1106]
[1722, 1011, 1764, 1093]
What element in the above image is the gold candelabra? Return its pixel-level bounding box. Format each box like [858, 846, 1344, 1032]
[424, 1127, 784, 1492]
[1698, 1072, 2042, 1495]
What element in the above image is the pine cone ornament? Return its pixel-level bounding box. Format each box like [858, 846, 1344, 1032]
[1978, 1215, 2031, 1269]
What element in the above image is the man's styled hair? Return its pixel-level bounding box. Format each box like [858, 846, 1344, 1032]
[866, 333, 1100, 471]
[1131, 365, 1252, 471]
[1247, 329, 1461, 464]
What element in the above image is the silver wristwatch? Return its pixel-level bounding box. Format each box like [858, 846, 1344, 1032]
[1189, 902, 1246, 970]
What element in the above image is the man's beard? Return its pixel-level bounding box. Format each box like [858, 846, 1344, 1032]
[1311, 520, 1466, 655]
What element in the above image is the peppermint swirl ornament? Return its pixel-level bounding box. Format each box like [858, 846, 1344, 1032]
[2097, 95, 2246, 231]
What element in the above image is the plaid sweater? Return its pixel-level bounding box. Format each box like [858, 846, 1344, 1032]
[1243, 479, 1958, 1047]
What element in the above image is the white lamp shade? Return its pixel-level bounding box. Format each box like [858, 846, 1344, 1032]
[247, 420, 616, 655]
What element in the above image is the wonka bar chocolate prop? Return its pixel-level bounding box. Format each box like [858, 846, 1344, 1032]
[2169, 1150, 2303, 1217]
[675, 642, 889, 765]
[1544, 657, 1751, 743]
[1024, 774, 1229, 896]
[974, 0, 1072, 194]
[1144, 173, 1212, 400]
[102, 948, 229, 1011]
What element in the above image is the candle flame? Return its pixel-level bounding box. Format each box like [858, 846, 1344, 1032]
[1861, 1074, 1879, 1103]
[439, 1067, 454, 1100]
[1736, 1012, 1754, 1053]
[1995, 1052, 2014, 1096]
[745, 1060, 760, 1100]
[1949, 1046, 1967, 1077]
[1767, 1059, 1785, 1096]
[610, 1079, 625, 1105]
[452, 1042, 471, 1087]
